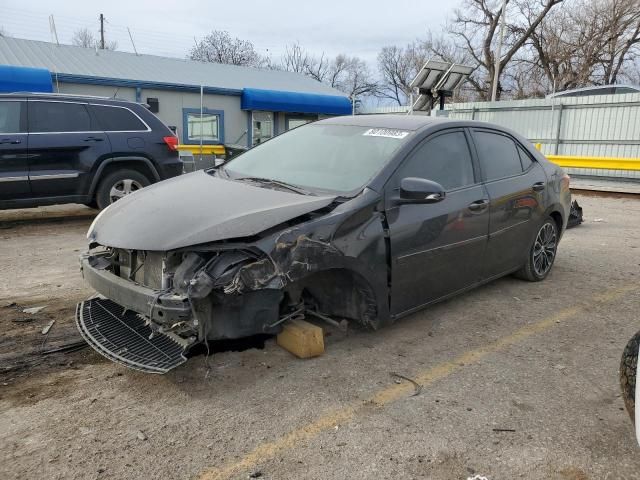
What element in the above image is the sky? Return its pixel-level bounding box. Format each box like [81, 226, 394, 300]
[0, 0, 453, 66]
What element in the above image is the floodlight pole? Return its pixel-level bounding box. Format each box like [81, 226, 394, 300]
[491, 0, 508, 102]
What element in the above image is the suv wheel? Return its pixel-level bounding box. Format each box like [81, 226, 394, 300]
[95, 169, 151, 209]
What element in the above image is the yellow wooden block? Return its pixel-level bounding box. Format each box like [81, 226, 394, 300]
[277, 319, 324, 358]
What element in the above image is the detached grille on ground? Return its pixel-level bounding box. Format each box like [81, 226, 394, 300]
[76, 298, 187, 374]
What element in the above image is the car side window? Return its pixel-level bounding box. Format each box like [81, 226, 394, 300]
[28, 101, 92, 133]
[90, 105, 147, 131]
[396, 131, 475, 191]
[0, 100, 25, 133]
[474, 131, 523, 181]
[517, 145, 534, 171]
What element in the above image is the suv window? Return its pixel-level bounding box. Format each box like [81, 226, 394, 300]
[0, 101, 25, 133]
[91, 104, 147, 131]
[29, 101, 91, 133]
[396, 131, 475, 191]
[474, 131, 523, 181]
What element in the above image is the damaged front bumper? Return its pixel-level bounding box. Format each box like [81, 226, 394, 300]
[77, 249, 284, 372]
[80, 253, 192, 327]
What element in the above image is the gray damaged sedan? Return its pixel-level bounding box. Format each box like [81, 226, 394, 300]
[76, 115, 571, 373]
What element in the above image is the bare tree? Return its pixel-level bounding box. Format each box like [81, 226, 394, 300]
[280, 43, 378, 99]
[377, 43, 429, 105]
[330, 55, 378, 98]
[72, 28, 117, 50]
[448, 0, 564, 99]
[190, 30, 266, 67]
[281, 42, 313, 73]
[527, 0, 640, 91]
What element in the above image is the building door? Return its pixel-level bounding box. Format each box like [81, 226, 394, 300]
[252, 111, 273, 146]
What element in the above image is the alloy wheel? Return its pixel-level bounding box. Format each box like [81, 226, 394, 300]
[109, 179, 143, 204]
[532, 222, 557, 277]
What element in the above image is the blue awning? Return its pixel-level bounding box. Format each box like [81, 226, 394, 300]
[0, 65, 53, 93]
[241, 88, 351, 115]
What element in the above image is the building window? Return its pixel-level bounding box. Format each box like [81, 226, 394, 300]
[182, 108, 224, 144]
[252, 111, 273, 146]
[285, 115, 317, 131]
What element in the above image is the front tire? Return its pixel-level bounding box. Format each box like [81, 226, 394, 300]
[620, 331, 640, 424]
[515, 218, 558, 282]
[95, 169, 151, 210]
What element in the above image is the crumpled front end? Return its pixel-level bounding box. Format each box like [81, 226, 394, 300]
[78, 248, 283, 370]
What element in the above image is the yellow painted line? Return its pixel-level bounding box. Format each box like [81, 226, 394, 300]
[198, 283, 638, 480]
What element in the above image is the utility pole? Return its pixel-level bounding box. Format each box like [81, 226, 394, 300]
[99, 13, 105, 50]
[491, 0, 508, 102]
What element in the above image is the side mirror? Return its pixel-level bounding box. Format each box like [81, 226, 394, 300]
[214, 157, 225, 167]
[399, 177, 446, 204]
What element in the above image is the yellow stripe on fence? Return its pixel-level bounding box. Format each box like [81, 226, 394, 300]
[533, 143, 640, 171]
[176, 144, 226, 156]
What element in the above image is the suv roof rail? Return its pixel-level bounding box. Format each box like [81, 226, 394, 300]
[0, 91, 112, 100]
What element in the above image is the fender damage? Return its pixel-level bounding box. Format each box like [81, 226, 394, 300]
[76, 175, 389, 373]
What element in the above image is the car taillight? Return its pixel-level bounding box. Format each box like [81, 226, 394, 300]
[163, 135, 178, 151]
[561, 173, 570, 190]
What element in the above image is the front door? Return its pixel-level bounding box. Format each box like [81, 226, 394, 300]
[0, 99, 30, 201]
[470, 129, 548, 278]
[386, 129, 490, 315]
[27, 100, 111, 198]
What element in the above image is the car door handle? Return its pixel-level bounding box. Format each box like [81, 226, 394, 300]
[468, 199, 490, 212]
[532, 182, 546, 192]
[83, 137, 104, 142]
[0, 138, 21, 144]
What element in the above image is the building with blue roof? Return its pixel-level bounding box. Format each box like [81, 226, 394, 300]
[0, 36, 352, 148]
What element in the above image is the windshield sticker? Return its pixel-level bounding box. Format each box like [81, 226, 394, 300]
[363, 128, 410, 139]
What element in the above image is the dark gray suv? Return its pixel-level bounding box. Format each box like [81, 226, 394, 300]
[0, 93, 182, 210]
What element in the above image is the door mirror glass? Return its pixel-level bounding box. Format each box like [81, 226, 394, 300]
[399, 177, 446, 203]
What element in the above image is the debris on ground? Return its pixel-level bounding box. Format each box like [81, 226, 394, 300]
[41, 341, 88, 355]
[249, 471, 263, 478]
[41, 319, 56, 335]
[492, 428, 516, 432]
[390, 372, 423, 396]
[136, 430, 148, 441]
[23, 306, 47, 314]
[567, 200, 583, 228]
[11, 317, 35, 323]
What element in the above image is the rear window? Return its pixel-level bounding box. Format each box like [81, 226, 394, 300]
[0, 100, 25, 133]
[29, 101, 91, 133]
[474, 131, 524, 181]
[91, 104, 147, 131]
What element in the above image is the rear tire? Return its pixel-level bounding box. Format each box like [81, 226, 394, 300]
[620, 331, 640, 424]
[514, 217, 558, 282]
[95, 169, 151, 210]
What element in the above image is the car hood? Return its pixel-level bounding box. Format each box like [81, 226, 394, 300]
[87, 170, 336, 251]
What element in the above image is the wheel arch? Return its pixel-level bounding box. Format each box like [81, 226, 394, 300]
[284, 265, 390, 330]
[88, 157, 161, 197]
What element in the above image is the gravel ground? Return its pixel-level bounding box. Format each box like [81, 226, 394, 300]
[1, 194, 639, 480]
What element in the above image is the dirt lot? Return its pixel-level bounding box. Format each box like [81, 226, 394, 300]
[1, 195, 639, 480]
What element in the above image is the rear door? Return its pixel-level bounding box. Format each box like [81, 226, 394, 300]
[27, 100, 111, 198]
[0, 98, 30, 200]
[386, 129, 490, 315]
[470, 129, 548, 278]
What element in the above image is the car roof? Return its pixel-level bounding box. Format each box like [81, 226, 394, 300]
[0, 92, 138, 105]
[318, 114, 453, 131]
